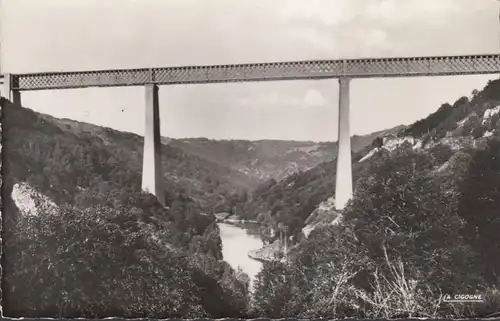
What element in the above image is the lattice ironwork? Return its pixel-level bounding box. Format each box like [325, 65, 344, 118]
[8, 54, 500, 91]
[16, 69, 151, 91]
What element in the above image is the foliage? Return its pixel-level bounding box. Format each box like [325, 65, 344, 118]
[2, 104, 255, 212]
[2, 104, 250, 318]
[238, 161, 338, 239]
[458, 138, 500, 283]
[479, 78, 500, 102]
[251, 261, 297, 317]
[403, 102, 454, 138]
[252, 77, 500, 318]
[4, 204, 206, 318]
[4, 76, 500, 318]
[237, 144, 388, 241]
[252, 143, 499, 318]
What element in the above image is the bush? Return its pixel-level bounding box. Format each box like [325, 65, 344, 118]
[4, 205, 206, 318]
[252, 261, 298, 317]
[343, 148, 480, 293]
[481, 78, 500, 101]
[403, 103, 454, 138]
[472, 126, 486, 139]
[458, 138, 500, 283]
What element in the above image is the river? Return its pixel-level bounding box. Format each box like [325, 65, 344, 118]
[218, 222, 263, 290]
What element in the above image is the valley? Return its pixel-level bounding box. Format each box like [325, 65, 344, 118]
[2, 78, 500, 318]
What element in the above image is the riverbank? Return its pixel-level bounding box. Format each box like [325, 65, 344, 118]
[214, 213, 286, 264]
[214, 212, 258, 224]
[247, 240, 282, 263]
[224, 218, 258, 224]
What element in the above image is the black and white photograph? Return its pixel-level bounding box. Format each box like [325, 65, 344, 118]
[1, 0, 500, 319]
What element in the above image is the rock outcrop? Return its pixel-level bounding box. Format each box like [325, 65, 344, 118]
[11, 182, 59, 217]
[248, 240, 282, 262]
[302, 196, 342, 239]
[214, 212, 231, 221]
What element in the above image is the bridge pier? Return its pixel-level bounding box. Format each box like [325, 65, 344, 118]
[1, 74, 22, 106]
[335, 77, 353, 210]
[142, 84, 165, 205]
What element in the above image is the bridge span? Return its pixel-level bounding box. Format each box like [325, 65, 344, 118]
[2, 54, 500, 209]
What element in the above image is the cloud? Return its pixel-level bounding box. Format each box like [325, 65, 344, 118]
[303, 89, 326, 107]
[363, 0, 459, 24]
[277, 0, 355, 26]
[2, 0, 499, 140]
[237, 91, 302, 108]
[235, 88, 326, 109]
[3, 0, 498, 70]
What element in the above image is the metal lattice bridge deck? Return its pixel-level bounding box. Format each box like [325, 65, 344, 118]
[1, 53, 500, 210]
[3, 54, 500, 91]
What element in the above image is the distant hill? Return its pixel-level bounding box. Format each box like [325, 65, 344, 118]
[0, 104, 404, 213]
[3, 105, 405, 203]
[165, 125, 405, 184]
[2, 107, 260, 211]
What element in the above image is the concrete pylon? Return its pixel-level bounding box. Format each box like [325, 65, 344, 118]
[335, 78, 353, 210]
[142, 84, 165, 205]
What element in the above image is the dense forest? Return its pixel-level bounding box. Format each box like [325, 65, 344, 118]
[2, 77, 500, 318]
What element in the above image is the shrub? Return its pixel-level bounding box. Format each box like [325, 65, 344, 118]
[342, 147, 480, 293]
[4, 205, 206, 318]
[458, 138, 500, 283]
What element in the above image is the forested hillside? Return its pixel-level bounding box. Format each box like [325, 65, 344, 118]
[167, 126, 404, 184]
[237, 79, 500, 241]
[3, 107, 257, 211]
[250, 78, 500, 318]
[1, 101, 251, 318]
[0, 100, 397, 318]
[3, 77, 500, 318]
[235, 134, 403, 240]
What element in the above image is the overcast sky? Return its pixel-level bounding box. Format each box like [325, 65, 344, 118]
[1, 0, 499, 141]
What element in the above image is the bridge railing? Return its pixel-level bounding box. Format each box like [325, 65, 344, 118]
[2, 54, 500, 91]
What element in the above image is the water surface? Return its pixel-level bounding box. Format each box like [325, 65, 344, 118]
[218, 222, 263, 290]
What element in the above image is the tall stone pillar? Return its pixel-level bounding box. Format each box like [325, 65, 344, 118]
[335, 78, 353, 210]
[142, 84, 165, 205]
[1, 74, 22, 106]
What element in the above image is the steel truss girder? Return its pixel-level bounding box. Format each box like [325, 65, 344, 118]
[8, 54, 500, 91]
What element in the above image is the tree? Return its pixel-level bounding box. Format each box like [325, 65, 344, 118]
[252, 261, 296, 317]
[2, 103, 253, 318]
[290, 224, 369, 318]
[458, 138, 500, 283]
[342, 147, 479, 293]
[4, 205, 206, 318]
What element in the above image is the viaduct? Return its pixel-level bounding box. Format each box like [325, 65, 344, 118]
[1, 54, 500, 209]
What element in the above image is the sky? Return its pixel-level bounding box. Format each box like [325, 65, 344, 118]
[1, 0, 500, 141]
